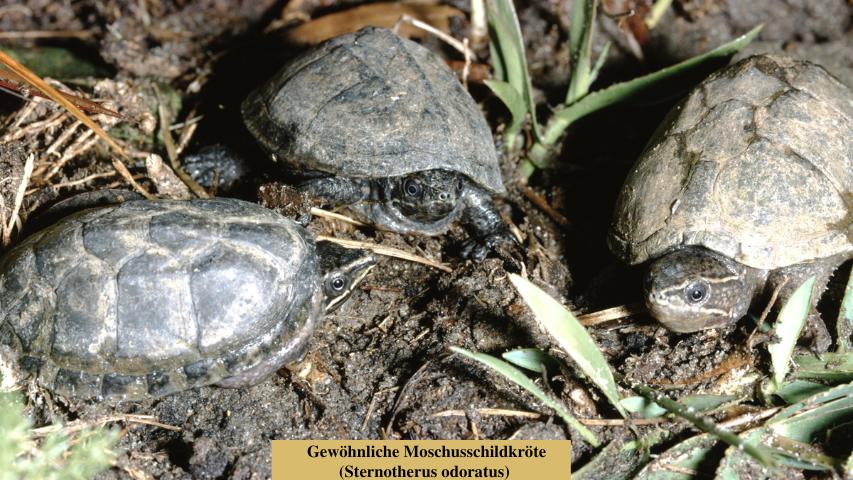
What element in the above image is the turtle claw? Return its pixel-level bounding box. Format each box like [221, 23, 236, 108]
[461, 228, 522, 263]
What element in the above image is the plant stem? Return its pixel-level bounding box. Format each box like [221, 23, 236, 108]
[631, 380, 778, 468]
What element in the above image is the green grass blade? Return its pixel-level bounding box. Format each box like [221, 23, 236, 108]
[450, 346, 600, 446]
[768, 276, 816, 392]
[621, 394, 738, 419]
[566, 0, 598, 104]
[509, 274, 627, 418]
[792, 352, 853, 383]
[488, 40, 505, 84]
[501, 348, 560, 374]
[631, 382, 779, 468]
[544, 25, 762, 146]
[574, 440, 645, 480]
[484, 79, 526, 149]
[634, 434, 719, 479]
[587, 41, 611, 87]
[486, 0, 541, 140]
[716, 429, 831, 478]
[773, 380, 833, 404]
[770, 386, 853, 443]
[769, 381, 853, 424]
[838, 269, 853, 352]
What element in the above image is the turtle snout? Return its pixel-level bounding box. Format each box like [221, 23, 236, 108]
[425, 198, 454, 218]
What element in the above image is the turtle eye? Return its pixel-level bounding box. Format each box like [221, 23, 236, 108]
[326, 275, 348, 294]
[685, 281, 709, 304]
[403, 179, 422, 198]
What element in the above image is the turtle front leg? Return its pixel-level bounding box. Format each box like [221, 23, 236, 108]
[261, 176, 371, 226]
[259, 177, 370, 225]
[459, 184, 520, 261]
[298, 176, 372, 206]
[766, 259, 838, 353]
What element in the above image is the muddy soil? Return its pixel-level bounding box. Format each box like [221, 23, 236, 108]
[0, 0, 851, 478]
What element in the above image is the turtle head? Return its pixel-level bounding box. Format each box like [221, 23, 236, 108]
[391, 170, 462, 222]
[644, 247, 757, 332]
[315, 241, 376, 312]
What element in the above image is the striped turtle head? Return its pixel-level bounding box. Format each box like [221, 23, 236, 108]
[644, 246, 756, 332]
[316, 241, 376, 312]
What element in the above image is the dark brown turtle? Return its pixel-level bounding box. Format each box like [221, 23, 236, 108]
[242, 27, 517, 260]
[609, 55, 852, 348]
[0, 198, 374, 400]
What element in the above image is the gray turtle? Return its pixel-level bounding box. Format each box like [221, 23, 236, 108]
[242, 27, 517, 260]
[609, 55, 852, 348]
[0, 198, 374, 400]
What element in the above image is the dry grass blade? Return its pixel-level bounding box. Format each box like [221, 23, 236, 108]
[310, 207, 367, 227]
[315, 235, 452, 273]
[3, 153, 33, 246]
[577, 302, 646, 326]
[0, 30, 96, 40]
[0, 50, 154, 199]
[431, 408, 542, 419]
[158, 103, 208, 198]
[0, 73, 120, 118]
[394, 14, 471, 58]
[31, 414, 181, 437]
[577, 418, 665, 426]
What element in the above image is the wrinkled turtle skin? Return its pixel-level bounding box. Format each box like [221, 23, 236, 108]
[242, 27, 517, 260]
[609, 55, 852, 347]
[0, 198, 372, 400]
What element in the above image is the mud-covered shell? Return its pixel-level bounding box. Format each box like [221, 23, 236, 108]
[610, 55, 853, 270]
[0, 198, 322, 400]
[242, 27, 505, 194]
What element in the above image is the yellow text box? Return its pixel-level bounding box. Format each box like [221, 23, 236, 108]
[272, 440, 570, 479]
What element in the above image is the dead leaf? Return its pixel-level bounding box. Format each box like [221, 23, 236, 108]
[282, 2, 464, 45]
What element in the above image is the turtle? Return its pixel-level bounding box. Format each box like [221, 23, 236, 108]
[0, 198, 375, 400]
[608, 55, 852, 349]
[241, 27, 517, 260]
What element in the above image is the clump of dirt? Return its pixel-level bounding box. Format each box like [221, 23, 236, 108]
[98, 0, 279, 79]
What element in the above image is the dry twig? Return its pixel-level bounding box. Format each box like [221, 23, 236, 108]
[316, 235, 452, 273]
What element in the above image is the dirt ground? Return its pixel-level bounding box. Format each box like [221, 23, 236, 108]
[0, 0, 851, 478]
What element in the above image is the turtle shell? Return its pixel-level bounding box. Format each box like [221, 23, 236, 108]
[0, 198, 322, 400]
[241, 27, 505, 194]
[609, 55, 853, 270]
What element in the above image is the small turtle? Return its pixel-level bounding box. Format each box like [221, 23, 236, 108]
[0, 198, 374, 400]
[242, 27, 517, 260]
[609, 55, 852, 348]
